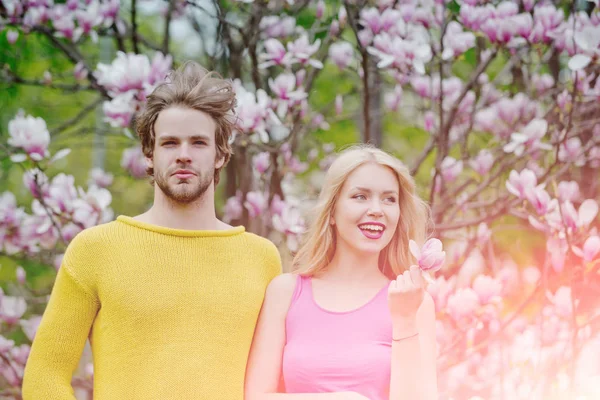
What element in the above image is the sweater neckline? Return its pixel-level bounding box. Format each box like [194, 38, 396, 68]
[116, 215, 245, 237]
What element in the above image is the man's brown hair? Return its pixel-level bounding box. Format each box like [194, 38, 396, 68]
[135, 61, 236, 185]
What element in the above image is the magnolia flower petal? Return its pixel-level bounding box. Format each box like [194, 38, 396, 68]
[578, 199, 599, 227]
[568, 54, 592, 71]
[409, 239, 421, 259]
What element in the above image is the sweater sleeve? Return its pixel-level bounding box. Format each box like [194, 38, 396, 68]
[264, 240, 283, 281]
[22, 262, 100, 400]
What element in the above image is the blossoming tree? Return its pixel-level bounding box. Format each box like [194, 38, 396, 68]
[2, 0, 600, 399]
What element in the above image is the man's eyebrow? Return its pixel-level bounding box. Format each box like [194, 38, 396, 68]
[157, 135, 211, 141]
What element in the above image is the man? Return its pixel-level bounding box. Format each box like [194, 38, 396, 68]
[22, 62, 282, 399]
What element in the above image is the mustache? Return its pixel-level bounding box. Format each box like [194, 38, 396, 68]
[167, 165, 199, 175]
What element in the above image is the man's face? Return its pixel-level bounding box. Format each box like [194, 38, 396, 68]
[148, 106, 224, 204]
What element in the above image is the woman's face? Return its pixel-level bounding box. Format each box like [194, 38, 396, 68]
[332, 163, 401, 255]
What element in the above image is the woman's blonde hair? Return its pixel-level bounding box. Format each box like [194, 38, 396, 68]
[293, 144, 430, 279]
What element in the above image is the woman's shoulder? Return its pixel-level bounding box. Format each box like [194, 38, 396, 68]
[266, 273, 299, 298]
[262, 273, 301, 315]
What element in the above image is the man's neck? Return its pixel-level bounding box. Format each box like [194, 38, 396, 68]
[135, 187, 226, 231]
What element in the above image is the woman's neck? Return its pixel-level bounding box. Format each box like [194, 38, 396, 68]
[321, 242, 387, 284]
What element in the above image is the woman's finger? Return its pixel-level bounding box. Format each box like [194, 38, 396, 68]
[410, 265, 425, 288]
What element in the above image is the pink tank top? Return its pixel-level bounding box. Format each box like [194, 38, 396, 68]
[282, 275, 393, 399]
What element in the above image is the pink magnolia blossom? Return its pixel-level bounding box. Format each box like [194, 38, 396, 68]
[558, 137, 584, 166]
[272, 203, 305, 252]
[0, 296, 27, 325]
[442, 21, 476, 59]
[52, 14, 82, 42]
[568, 24, 600, 71]
[253, 152, 270, 174]
[95, 51, 172, 96]
[20, 315, 42, 341]
[506, 169, 537, 199]
[0, 336, 15, 354]
[74, 61, 88, 81]
[335, 95, 343, 116]
[338, 6, 347, 27]
[476, 223, 491, 246]
[287, 34, 323, 69]
[557, 89, 572, 111]
[497, 261, 520, 296]
[560, 199, 598, 233]
[121, 146, 147, 179]
[384, 85, 403, 112]
[102, 91, 137, 128]
[423, 111, 436, 133]
[440, 156, 463, 182]
[503, 119, 551, 156]
[531, 73, 554, 94]
[547, 286, 575, 318]
[469, 149, 494, 176]
[72, 185, 113, 228]
[522, 266, 541, 286]
[315, 0, 325, 19]
[368, 33, 432, 75]
[23, 168, 49, 199]
[572, 235, 600, 263]
[472, 275, 502, 305]
[244, 191, 267, 218]
[426, 276, 455, 312]
[557, 181, 580, 202]
[7, 112, 51, 161]
[328, 41, 354, 70]
[7, 29, 19, 44]
[409, 238, 446, 273]
[546, 236, 568, 273]
[259, 39, 292, 69]
[89, 168, 114, 188]
[234, 82, 272, 141]
[446, 288, 480, 323]
[268, 73, 307, 102]
[259, 15, 296, 38]
[16, 266, 26, 285]
[223, 192, 243, 223]
[525, 186, 556, 216]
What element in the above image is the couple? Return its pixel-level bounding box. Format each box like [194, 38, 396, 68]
[22, 63, 437, 400]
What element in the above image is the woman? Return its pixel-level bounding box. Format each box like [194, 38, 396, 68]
[245, 145, 437, 400]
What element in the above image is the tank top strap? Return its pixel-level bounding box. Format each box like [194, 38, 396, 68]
[289, 274, 307, 308]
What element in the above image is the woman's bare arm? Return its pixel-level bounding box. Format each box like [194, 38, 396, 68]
[389, 292, 438, 400]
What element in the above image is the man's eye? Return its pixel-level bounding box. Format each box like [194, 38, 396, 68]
[163, 141, 176, 146]
[194, 141, 206, 145]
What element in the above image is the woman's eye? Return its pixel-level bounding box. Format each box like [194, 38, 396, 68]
[385, 197, 397, 203]
[194, 141, 206, 145]
[354, 194, 366, 200]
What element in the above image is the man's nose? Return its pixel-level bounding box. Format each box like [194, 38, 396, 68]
[176, 143, 192, 164]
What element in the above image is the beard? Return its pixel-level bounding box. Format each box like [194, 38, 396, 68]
[154, 165, 214, 204]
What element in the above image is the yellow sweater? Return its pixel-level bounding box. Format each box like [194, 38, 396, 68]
[22, 216, 281, 399]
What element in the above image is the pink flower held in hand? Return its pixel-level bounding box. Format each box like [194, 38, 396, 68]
[409, 238, 446, 273]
